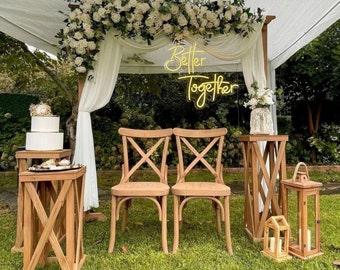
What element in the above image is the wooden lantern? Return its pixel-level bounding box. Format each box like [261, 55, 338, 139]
[281, 162, 323, 259]
[262, 215, 292, 262]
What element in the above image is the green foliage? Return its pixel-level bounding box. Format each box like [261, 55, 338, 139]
[306, 123, 340, 165]
[0, 93, 38, 119]
[277, 20, 340, 104]
[0, 113, 29, 170]
[286, 124, 340, 165]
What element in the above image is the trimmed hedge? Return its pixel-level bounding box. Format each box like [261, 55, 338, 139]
[0, 93, 39, 119]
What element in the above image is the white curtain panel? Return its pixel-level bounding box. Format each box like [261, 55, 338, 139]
[73, 31, 123, 210]
[75, 21, 266, 210]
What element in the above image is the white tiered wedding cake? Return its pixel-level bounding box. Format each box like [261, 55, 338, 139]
[25, 103, 64, 150]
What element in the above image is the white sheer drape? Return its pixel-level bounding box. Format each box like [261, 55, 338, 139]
[75, 21, 266, 211]
[73, 32, 122, 210]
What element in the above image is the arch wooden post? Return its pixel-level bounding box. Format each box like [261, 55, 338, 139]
[78, 74, 86, 101]
[262, 15, 276, 77]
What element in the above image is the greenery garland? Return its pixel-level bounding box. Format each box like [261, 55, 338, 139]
[57, 0, 264, 74]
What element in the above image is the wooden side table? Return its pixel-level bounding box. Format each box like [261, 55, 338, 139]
[12, 149, 72, 252]
[239, 135, 288, 242]
[20, 166, 86, 270]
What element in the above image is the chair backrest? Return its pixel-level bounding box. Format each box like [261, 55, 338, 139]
[118, 127, 173, 184]
[173, 127, 228, 184]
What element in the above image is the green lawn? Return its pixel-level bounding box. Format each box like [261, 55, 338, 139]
[1, 170, 340, 269]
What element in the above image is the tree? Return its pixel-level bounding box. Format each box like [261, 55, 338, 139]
[276, 20, 340, 163]
[0, 32, 79, 152]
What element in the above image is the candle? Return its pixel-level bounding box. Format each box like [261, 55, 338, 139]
[307, 229, 311, 251]
[299, 229, 311, 251]
[269, 237, 282, 253]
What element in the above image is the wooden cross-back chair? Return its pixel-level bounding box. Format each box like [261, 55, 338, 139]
[171, 127, 233, 254]
[108, 127, 172, 254]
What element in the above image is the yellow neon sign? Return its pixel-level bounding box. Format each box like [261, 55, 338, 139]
[179, 74, 238, 109]
[164, 43, 237, 109]
[164, 43, 206, 74]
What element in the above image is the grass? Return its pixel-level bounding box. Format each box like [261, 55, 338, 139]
[1, 170, 340, 269]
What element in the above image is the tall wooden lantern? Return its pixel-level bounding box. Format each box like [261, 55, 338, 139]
[281, 162, 323, 259]
[262, 215, 291, 262]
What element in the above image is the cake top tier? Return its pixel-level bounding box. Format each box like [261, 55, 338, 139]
[30, 102, 55, 117]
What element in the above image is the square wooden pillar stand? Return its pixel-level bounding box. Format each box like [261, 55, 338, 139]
[281, 162, 323, 259]
[262, 215, 292, 262]
[239, 135, 288, 242]
[20, 166, 86, 269]
[12, 149, 72, 253]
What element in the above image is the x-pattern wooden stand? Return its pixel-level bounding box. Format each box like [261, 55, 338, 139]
[12, 150, 72, 253]
[20, 166, 86, 270]
[240, 135, 288, 242]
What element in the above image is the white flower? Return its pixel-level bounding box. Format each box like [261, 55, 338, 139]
[84, 28, 95, 39]
[240, 12, 249, 23]
[127, 0, 137, 8]
[111, 13, 121, 23]
[182, 29, 190, 37]
[230, 5, 237, 15]
[93, 12, 101, 22]
[76, 66, 87, 73]
[69, 22, 78, 30]
[145, 17, 154, 27]
[161, 13, 171, 22]
[59, 0, 263, 74]
[76, 46, 87, 55]
[170, 4, 179, 15]
[74, 31, 83, 40]
[69, 10, 78, 21]
[148, 27, 157, 34]
[224, 24, 231, 32]
[213, 19, 220, 27]
[30, 103, 52, 116]
[83, 3, 92, 12]
[178, 14, 188, 26]
[68, 38, 78, 48]
[113, 0, 122, 9]
[137, 3, 150, 14]
[63, 26, 70, 35]
[78, 39, 88, 48]
[74, 57, 84, 66]
[126, 23, 133, 31]
[98, 7, 107, 18]
[163, 23, 173, 34]
[88, 41, 96, 50]
[81, 13, 91, 23]
[244, 82, 275, 110]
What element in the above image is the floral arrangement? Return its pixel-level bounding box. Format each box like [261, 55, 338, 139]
[243, 82, 275, 110]
[29, 102, 54, 116]
[57, 0, 264, 74]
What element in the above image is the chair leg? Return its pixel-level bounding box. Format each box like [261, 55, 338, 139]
[122, 199, 130, 231]
[224, 196, 233, 255]
[161, 196, 168, 254]
[108, 196, 117, 253]
[213, 200, 222, 233]
[173, 195, 180, 253]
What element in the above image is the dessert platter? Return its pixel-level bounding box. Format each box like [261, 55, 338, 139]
[28, 159, 83, 172]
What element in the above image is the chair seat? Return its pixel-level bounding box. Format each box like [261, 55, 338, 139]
[111, 182, 170, 196]
[171, 182, 231, 196]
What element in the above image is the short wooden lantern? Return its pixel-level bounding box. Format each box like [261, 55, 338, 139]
[281, 162, 323, 259]
[262, 215, 292, 262]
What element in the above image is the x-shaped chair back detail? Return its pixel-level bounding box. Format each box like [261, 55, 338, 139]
[120, 128, 170, 184]
[171, 127, 233, 255]
[175, 128, 226, 184]
[108, 127, 172, 254]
